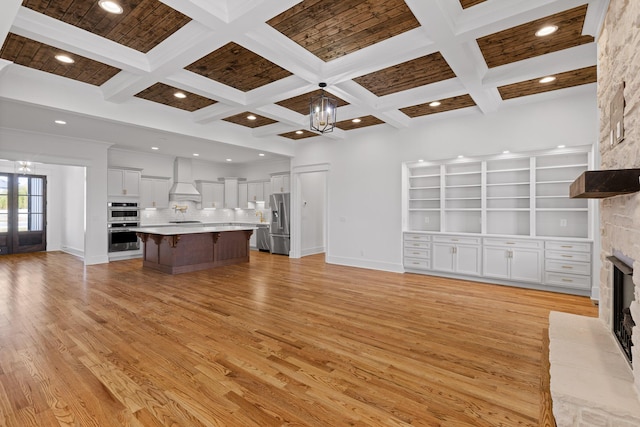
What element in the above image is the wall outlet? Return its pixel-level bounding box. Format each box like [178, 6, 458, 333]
[560, 219, 568, 227]
[424, 217, 430, 224]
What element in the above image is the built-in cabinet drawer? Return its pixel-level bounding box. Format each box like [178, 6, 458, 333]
[432, 236, 481, 245]
[403, 233, 431, 270]
[544, 240, 591, 291]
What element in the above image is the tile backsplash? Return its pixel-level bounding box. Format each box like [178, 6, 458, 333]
[140, 200, 270, 225]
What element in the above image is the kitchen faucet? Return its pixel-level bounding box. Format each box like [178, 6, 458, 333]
[255, 211, 264, 223]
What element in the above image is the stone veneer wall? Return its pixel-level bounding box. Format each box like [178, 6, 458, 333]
[597, 0, 640, 392]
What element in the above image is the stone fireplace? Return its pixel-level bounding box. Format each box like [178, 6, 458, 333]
[548, 0, 640, 425]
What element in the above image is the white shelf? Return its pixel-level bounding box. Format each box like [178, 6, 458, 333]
[536, 163, 588, 170]
[486, 168, 529, 173]
[409, 208, 440, 211]
[445, 184, 481, 188]
[487, 196, 530, 199]
[486, 182, 529, 187]
[409, 198, 440, 201]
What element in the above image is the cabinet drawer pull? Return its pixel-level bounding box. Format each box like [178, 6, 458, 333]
[451, 239, 459, 242]
[412, 252, 420, 255]
[506, 242, 515, 245]
[562, 278, 573, 282]
[562, 266, 573, 269]
[561, 245, 573, 248]
[413, 243, 421, 247]
[412, 262, 420, 265]
[561, 255, 573, 258]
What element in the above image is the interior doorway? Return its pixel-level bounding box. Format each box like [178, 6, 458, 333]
[0, 173, 47, 254]
[290, 164, 329, 259]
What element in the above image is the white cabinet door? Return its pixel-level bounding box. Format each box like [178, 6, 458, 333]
[199, 182, 224, 209]
[108, 168, 140, 197]
[140, 178, 169, 208]
[263, 181, 272, 208]
[456, 245, 481, 276]
[271, 175, 290, 193]
[248, 182, 264, 202]
[224, 178, 238, 208]
[483, 247, 510, 280]
[510, 248, 542, 283]
[238, 183, 248, 208]
[432, 243, 455, 273]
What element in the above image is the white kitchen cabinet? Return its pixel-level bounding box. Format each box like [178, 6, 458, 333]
[140, 176, 170, 209]
[271, 173, 290, 193]
[432, 236, 481, 276]
[482, 238, 542, 283]
[108, 168, 141, 197]
[544, 240, 592, 291]
[223, 178, 239, 209]
[248, 181, 265, 203]
[238, 183, 248, 208]
[263, 181, 272, 208]
[196, 181, 224, 209]
[403, 233, 431, 270]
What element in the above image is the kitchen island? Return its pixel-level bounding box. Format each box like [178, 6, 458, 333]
[132, 225, 255, 274]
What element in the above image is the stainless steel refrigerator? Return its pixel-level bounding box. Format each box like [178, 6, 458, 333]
[269, 192, 290, 255]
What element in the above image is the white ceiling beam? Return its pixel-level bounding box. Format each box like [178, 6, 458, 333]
[0, 0, 21, 48]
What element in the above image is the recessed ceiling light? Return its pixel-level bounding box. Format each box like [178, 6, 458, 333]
[174, 92, 187, 99]
[98, 0, 123, 14]
[535, 25, 558, 37]
[503, 150, 510, 154]
[258, 153, 265, 157]
[352, 118, 362, 123]
[247, 115, 257, 120]
[457, 155, 464, 159]
[539, 76, 556, 84]
[557, 145, 566, 148]
[193, 153, 199, 157]
[418, 159, 424, 162]
[54, 120, 66, 125]
[151, 146, 159, 150]
[55, 54, 74, 64]
[429, 101, 441, 107]
[295, 130, 303, 135]
[226, 158, 232, 162]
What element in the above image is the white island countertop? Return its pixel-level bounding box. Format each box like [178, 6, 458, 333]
[130, 225, 257, 236]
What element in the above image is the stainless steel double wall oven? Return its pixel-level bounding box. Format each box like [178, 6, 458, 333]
[107, 202, 140, 252]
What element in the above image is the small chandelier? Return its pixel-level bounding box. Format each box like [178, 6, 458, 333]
[16, 161, 33, 174]
[310, 83, 337, 133]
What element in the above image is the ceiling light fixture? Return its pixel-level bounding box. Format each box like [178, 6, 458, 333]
[193, 153, 199, 157]
[429, 101, 441, 107]
[352, 118, 362, 123]
[457, 155, 464, 159]
[539, 76, 556, 84]
[310, 83, 336, 133]
[17, 161, 32, 173]
[226, 158, 232, 162]
[54, 120, 66, 125]
[174, 92, 187, 99]
[557, 145, 566, 148]
[535, 25, 558, 37]
[503, 150, 510, 154]
[55, 54, 74, 64]
[151, 146, 159, 150]
[247, 115, 257, 120]
[98, 0, 123, 14]
[295, 130, 303, 135]
[258, 153, 265, 157]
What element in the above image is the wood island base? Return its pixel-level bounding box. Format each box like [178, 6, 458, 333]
[137, 229, 253, 274]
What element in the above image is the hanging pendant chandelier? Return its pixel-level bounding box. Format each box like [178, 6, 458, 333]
[310, 83, 337, 133]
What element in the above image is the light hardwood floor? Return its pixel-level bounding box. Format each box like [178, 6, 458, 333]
[0, 251, 596, 426]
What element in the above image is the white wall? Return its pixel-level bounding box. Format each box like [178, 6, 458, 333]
[0, 128, 111, 264]
[59, 165, 85, 256]
[291, 91, 598, 272]
[300, 171, 325, 256]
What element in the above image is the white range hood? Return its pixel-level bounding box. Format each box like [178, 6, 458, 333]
[169, 157, 201, 202]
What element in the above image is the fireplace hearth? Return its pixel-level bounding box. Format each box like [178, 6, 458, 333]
[608, 254, 635, 365]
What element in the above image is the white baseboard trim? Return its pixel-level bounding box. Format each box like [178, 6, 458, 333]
[84, 254, 110, 265]
[60, 246, 84, 259]
[325, 255, 404, 273]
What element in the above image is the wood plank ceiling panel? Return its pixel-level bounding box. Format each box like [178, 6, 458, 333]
[279, 130, 319, 140]
[477, 5, 594, 68]
[354, 53, 456, 97]
[400, 94, 476, 118]
[222, 112, 278, 128]
[267, 0, 421, 62]
[185, 43, 292, 92]
[498, 66, 597, 100]
[336, 115, 384, 131]
[134, 83, 217, 112]
[460, 0, 487, 9]
[0, 33, 120, 86]
[276, 89, 349, 115]
[22, 0, 191, 53]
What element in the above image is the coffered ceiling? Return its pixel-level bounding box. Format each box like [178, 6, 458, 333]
[0, 0, 606, 164]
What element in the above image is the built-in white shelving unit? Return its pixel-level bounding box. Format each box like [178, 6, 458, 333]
[402, 145, 594, 296]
